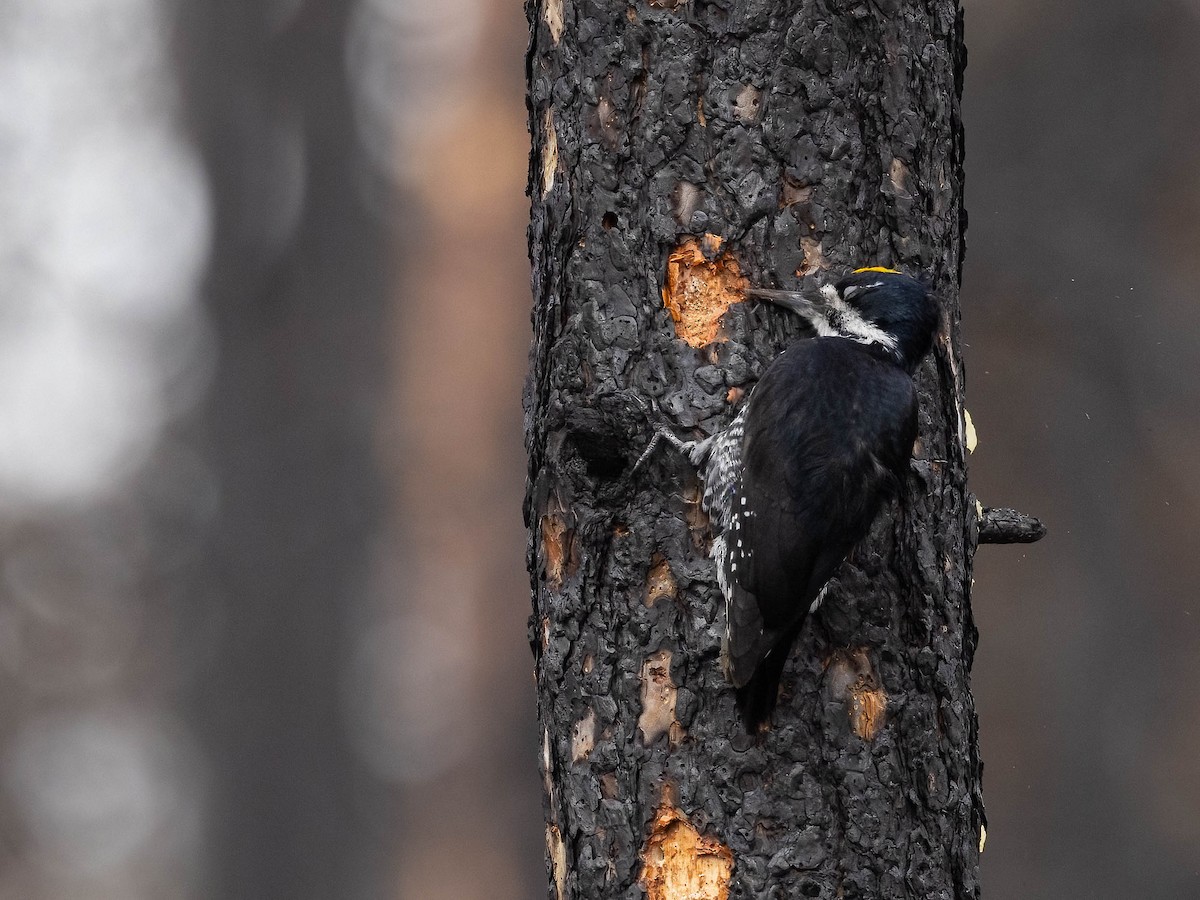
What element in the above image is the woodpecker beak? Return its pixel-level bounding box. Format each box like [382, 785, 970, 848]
[744, 286, 828, 318]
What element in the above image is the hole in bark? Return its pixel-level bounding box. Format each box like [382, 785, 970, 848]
[800, 881, 821, 897]
[602, 210, 618, 229]
[566, 429, 627, 479]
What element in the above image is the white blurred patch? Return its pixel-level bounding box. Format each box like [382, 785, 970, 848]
[36, 129, 211, 323]
[0, 307, 163, 508]
[0, 0, 213, 509]
[345, 614, 473, 783]
[5, 710, 205, 879]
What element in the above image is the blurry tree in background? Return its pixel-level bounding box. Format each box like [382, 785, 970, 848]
[176, 2, 388, 897]
[177, 0, 539, 897]
[0, 0, 538, 897]
[0, 1, 220, 896]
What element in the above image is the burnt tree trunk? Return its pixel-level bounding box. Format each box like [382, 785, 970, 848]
[525, 2, 981, 898]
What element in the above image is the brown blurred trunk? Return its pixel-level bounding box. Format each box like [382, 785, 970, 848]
[525, 1, 984, 898]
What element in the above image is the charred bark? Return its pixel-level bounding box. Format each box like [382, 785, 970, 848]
[525, 2, 986, 898]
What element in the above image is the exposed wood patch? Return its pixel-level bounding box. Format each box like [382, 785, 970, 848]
[543, 0, 563, 43]
[644, 554, 678, 607]
[731, 83, 761, 122]
[542, 727, 555, 800]
[672, 181, 704, 227]
[541, 509, 575, 591]
[963, 408, 978, 453]
[682, 483, 710, 552]
[595, 94, 620, 149]
[850, 680, 888, 741]
[796, 236, 828, 277]
[547, 824, 567, 900]
[826, 647, 889, 741]
[541, 109, 558, 198]
[639, 804, 734, 900]
[638, 649, 679, 745]
[781, 180, 812, 209]
[661, 235, 748, 347]
[571, 707, 596, 763]
[599, 771, 619, 799]
[889, 157, 912, 196]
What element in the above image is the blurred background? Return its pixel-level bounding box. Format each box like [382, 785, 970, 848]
[0, 0, 1194, 897]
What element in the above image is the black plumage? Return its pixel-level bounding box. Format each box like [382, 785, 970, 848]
[681, 270, 938, 731]
[724, 339, 917, 726]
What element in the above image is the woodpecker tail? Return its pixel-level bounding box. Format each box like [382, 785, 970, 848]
[734, 640, 791, 732]
[732, 621, 802, 732]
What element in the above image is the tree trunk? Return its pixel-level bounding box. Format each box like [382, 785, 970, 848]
[525, 2, 980, 899]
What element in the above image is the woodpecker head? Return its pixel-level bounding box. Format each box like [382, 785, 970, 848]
[824, 268, 939, 373]
[745, 267, 940, 372]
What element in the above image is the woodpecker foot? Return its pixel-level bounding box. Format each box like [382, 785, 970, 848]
[632, 427, 693, 475]
[624, 392, 695, 475]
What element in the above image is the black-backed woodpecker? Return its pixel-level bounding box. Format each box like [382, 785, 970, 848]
[648, 268, 939, 731]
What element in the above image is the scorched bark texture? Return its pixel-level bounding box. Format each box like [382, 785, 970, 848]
[525, 1, 980, 898]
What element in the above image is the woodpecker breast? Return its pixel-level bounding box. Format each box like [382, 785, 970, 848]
[689, 398, 759, 682]
[691, 403, 747, 609]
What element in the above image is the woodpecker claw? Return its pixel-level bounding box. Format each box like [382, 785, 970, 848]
[625, 392, 694, 475]
[632, 427, 693, 474]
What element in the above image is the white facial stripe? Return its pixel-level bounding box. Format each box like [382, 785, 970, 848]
[762, 280, 903, 353]
[800, 285, 842, 337]
[837, 308, 899, 351]
[820, 285, 900, 353]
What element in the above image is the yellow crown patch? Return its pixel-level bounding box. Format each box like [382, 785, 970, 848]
[853, 266, 902, 275]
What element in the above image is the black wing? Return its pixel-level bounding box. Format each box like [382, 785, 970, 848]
[725, 338, 917, 725]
